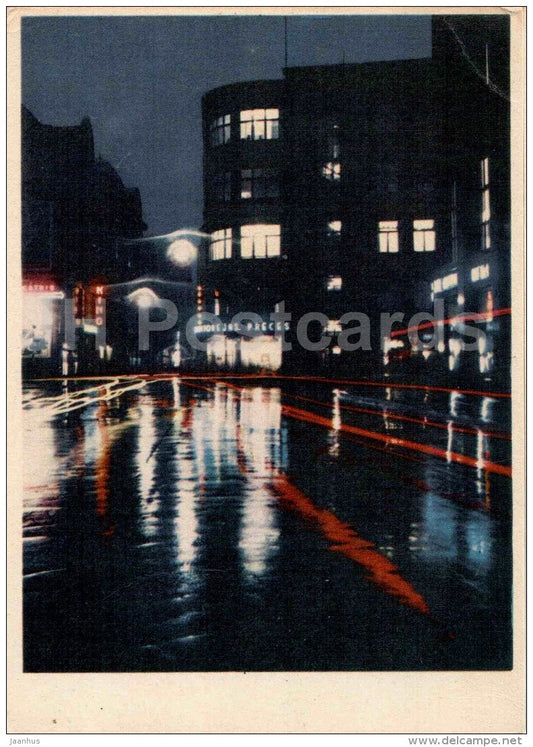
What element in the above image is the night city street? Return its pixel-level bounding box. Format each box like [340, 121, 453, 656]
[23, 375, 512, 672]
[15, 14, 522, 739]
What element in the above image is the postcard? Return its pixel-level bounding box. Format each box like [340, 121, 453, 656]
[7, 5, 526, 736]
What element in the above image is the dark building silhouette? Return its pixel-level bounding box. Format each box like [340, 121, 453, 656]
[280, 57, 442, 368]
[22, 107, 146, 374]
[22, 106, 146, 280]
[199, 14, 510, 386]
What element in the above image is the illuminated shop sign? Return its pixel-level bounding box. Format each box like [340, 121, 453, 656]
[94, 285, 105, 327]
[23, 278, 64, 298]
[193, 319, 290, 335]
[85, 283, 107, 331]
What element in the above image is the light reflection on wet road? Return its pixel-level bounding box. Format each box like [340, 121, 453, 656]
[23, 376, 512, 671]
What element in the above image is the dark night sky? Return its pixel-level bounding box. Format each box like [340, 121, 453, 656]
[22, 13, 432, 235]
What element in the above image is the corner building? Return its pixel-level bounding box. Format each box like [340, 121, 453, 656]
[200, 15, 510, 385]
[201, 80, 286, 370]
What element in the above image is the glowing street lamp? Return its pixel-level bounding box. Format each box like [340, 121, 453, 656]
[167, 238, 197, 267]
[127, 287, 159, 308]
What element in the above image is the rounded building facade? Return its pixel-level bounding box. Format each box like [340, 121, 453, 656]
[200, 79, 287, 371]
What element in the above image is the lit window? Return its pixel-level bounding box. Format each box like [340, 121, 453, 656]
[240, 109, 279, 140]
[240, 168, 278, 199]
[413, 219, 435, 252]
[209, 114, 231, 147]
[325, 319, 342, 334]
[442, 272, 458, 290]
[240, 224, 281, 259]
[481, 157, 490, 190]
[481, 157, 491, 249]
[484, 289, 494, 322]
[322, 161, 341, 181]
[471, 264, 490, 282]
[378, 221, 399, 253]
[327, 220, 342, 238]
[326, 276, 342, 291]
[212, 172, 232, 202]
[210, 228, 232, 260]
[482, 189, 491, 222]
[431, 278, 443, 294]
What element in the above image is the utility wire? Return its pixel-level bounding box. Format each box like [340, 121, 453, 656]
[443, 17, 510, 103]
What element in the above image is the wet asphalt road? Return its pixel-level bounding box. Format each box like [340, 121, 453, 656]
[22, 375, 512, 671]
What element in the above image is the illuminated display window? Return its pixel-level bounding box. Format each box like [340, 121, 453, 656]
[210, 228, 232, 260]
[442, 272, 458, 290]
[481, 157, 491, 250]
[432, 273, 458, 294]
[209, 114, 231, 147]
[378, 220, 399, 253]
[240, 335, 282, 371]
[240, 109, 279, 140]
[322, 161, 341, 181]
[240, 168, 278, 199]
[413, 219, 435, 252]
[22, 291, 59, 358]
[212, 172, 232, 202]
[471, 264, 490, 282]
[431, 278, 443, 294]
[240, 224, 280, 258]
[326, 276, 342, 291]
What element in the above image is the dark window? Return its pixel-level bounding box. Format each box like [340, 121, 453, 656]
[209, 115, 231, 147]
[212, 172, 232, 202]
[240, 168, 278, 199]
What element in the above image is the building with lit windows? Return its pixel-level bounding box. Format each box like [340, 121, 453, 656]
[200, 80, 286, 370]
[425, 16, 510, 387]
[199, 14, 509, 384]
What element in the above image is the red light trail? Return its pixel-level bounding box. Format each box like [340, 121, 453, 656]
[281, 391, 511, 441]
[270, 476, 432, 618]
[280, 403, 512, 478]
[182, 379, 511, 478]
[224, 390, 434, 620]
[389, 306, 512, 338]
